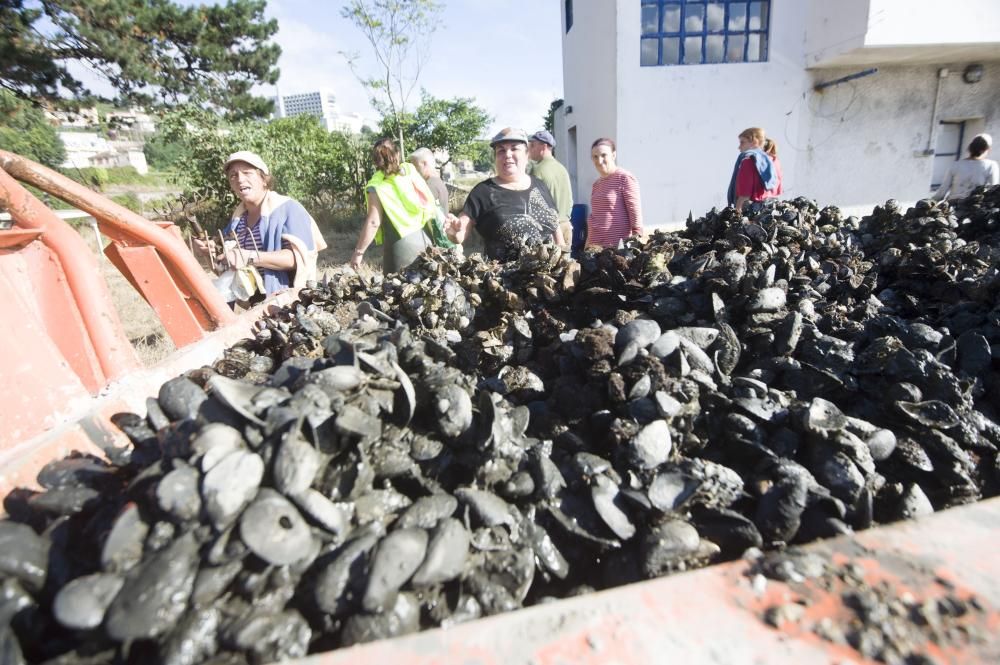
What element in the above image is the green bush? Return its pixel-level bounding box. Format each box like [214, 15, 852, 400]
[158, 108, 373, 233]
[111, 192, 143, 213]
[61, 166, 169, 190]
[0, 92, 66, 168]
[69, 167, 110, 190]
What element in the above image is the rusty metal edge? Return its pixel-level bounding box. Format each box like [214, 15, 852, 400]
[292, 497, 1000, 665]
[0, 289, 300, 503]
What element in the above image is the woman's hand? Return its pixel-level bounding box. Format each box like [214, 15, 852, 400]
[445, 213, 469, 243]
[192, 237, 216, 256]
[223, 244, 248, 269]
[349, 249, 364, 270]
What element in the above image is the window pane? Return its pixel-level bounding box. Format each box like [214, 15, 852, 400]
[683, 36, 703, 64]
[749, 2, 767, 30]
[726, 34, 745, 62]
[641, 5, 658, 34]
[706, 35, 725, 63]
[663, 37, 681, 64]
[662, 4, 681, 32]
[728, 3, 747, 31]
[706, 2, 725, 31]
[747, 33, 762, 62]
[685, 3, 705, 32]
[641, 37, 659, 66]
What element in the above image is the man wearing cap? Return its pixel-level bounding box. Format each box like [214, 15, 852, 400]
[528, 130, 573, 247]
[409, 147, 450, 216]
[447, 127, 563, 261]
[195, 150, 326, 299]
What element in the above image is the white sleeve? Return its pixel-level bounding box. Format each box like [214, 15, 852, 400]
[933, 163, 956, 201]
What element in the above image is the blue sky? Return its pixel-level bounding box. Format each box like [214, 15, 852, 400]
[261, 0, 565, 135]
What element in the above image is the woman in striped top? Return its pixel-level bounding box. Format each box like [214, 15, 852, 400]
[587, 138, 643, 249]
[194, 151, 325, 300]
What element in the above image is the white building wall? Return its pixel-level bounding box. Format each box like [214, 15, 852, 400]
[797, 61, 1000, 211]
[865, 0, 1000, 47]
[561, 1, 1000, 227]
[806, 0, 1000, 68]
[560, 0, 620, 208]
[610, 0, 812, 225]
[804, 0, 870, 68]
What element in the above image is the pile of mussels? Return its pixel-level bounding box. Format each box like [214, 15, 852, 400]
[3, 187, 1000, 664]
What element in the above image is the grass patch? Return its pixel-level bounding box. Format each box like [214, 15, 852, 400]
[60, 166, 173, 191]
[110, 192, 143, 214]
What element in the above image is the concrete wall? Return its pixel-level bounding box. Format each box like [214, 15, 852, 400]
[807, 0, 1000, 68]
[560, 0, 619, 208]
[797, 61, 1000, 212]
[865, 0, 1000, 47]
[805, 0, 870, 68]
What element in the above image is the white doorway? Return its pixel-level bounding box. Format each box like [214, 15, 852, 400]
[931, 120, 966, 191]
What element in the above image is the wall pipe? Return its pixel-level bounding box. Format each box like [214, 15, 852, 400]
[813, 67, 878, 92]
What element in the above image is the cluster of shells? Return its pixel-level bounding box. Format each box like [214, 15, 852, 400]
[2, 186, 999, 664]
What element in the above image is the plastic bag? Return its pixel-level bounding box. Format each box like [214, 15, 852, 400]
[212, 270, 238, 303]
[213, 265, 264, 303]
[425, 207, 456, 249]
[231, 265, 264, 301]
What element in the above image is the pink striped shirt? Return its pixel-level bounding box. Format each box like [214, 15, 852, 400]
[588, 168, 643, 248]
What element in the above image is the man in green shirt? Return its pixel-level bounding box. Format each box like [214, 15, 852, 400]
[528, 130, 573, 248]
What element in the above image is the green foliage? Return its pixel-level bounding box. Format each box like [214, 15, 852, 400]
[1, 0, 280, 119]
[380, 92, 491, 167]
[544, 99, 564, 133]
[0, 91, 66, 167]
[158, 107, 374, 232]
[111, 192, 143, 214]
[454, 140, 493, 173]
[341, 0, 444, 154]
[60, 166, 166, 191]
[144, 133, 187, 171]
[67, 167, 110, 190]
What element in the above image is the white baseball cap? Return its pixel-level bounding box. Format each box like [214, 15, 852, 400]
[224, 151, 270, 175]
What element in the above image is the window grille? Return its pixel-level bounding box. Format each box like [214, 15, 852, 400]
[641, 0, 770, 66]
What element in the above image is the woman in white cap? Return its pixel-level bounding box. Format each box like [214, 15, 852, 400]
[196, 150, 325, 299]
[933, 134, 999, 201]
[446, 127, 563, 261]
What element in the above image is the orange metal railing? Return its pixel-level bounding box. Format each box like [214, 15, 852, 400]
[0, 150, 236, 345]
[0, 150, 237, 448]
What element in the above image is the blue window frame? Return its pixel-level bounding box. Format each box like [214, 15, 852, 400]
[640, 0, 770, 66]
[566, 0, 574, 33]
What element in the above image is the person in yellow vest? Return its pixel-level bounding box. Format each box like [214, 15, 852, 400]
[350, 138, 435, 272]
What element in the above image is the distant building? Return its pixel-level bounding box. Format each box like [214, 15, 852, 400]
[45, 107, 99, 129]
[90, 150, 149, 174]
[327, 111, 366, 134]
[105, 109, 156, 134]
[272, 89, 369, 133]
[59, 132, 148, 174]
[558, 0, 1000, 224]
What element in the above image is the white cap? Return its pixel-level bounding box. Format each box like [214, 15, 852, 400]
[976, 133, 993, 148]
[224, 150, 269, 175]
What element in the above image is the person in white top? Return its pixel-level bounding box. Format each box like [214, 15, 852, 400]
[933, 133, 999, 201]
